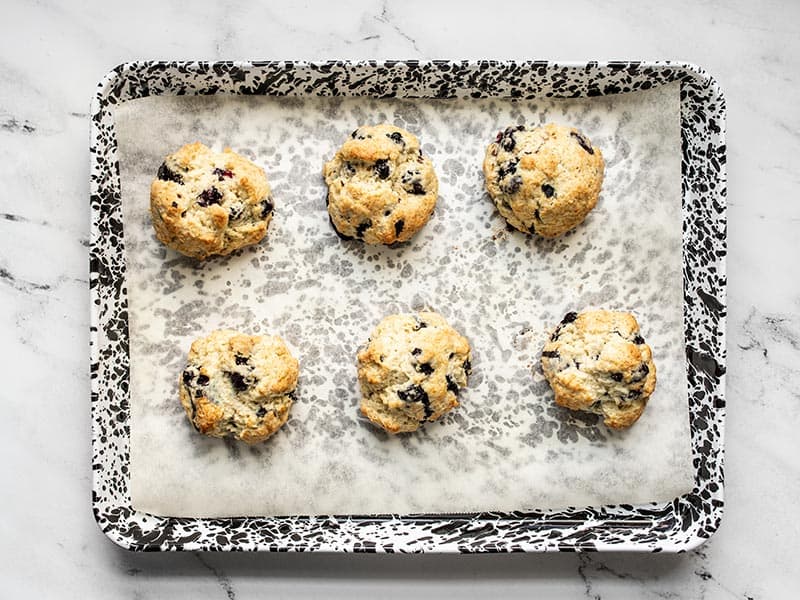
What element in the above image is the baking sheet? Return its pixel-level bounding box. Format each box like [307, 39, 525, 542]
[115, 81, 693, 517]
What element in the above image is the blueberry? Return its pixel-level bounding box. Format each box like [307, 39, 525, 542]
[561, 311, 578, 324]
[446, 375, 459, 395]
[344, 162, 356, 176]
[570, 131, 595, 154]
[633, 335, 645, 345]
[182, 369, 195, 385]
[410, 181, 425, 195]
[541, 350, 560, 359]
[501, 174, 522, 194]
[527, 220, 536, 234]
[411, 348, 422, 356]
[235, 355, 249, 365]
[387, 131, 404, 145]
[355, 220, 372, 239]
[627, 390, 641, 399]
[228, 204, 244, 221]
[534, 208, 541, 221]
[412, 319, 428, 331]
[631, 363, 650, 382]
[195, 389, 204, 398]
[157, 162, 183, 184]
[171, 201, 178, 208]
[226, 371, 248, 392]
[415, 362, 434, 375]
[397, 384, 432, 419]
[260, 197, 274, 219]
[463, 359, 472, 376]
[497, 126, 521, 152]
[541, 183, 555, 198]
[374, 159, 390, 179]
[288, 390, 297, 401]
[196, 374, 210, 386]
[394, 219, 404, 236]
[197, 187, 222, 207]
[213, 167, 233, 180]
[256, 406, 267, 417]
[497, 158, 519, 180]
[610, 372, 624, 382]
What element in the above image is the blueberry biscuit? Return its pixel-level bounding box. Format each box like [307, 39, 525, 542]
[541, 310, 656, 428]
[323, 124, 438, 244]
[150, 142, 274, 259]
[357, 312, 471, 433]
[180, 329, 299, 443]
[483, 123, 605, 237]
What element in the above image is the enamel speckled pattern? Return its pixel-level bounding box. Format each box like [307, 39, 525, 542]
[89, 61, 726, 552]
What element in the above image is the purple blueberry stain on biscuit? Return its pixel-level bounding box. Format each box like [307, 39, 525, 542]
[394, 219, 405, 237]
[541, 183, 555, 198]
[213, 167, 233, 180]
[387, 131, 405, 145]
[197, 187, 223, 207]
[226, 371, 248, 392]
[157, 162, 184, 184]
[570, 131, 595, 154]
[397, 384, 432, 420]
[355, 220, 372, 239]
[415, 362, 435, 376]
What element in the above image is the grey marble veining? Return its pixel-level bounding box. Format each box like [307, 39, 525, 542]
[1, 0, 799, 598]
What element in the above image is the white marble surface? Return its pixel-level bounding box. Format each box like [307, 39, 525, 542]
[0, 0, 798, 597]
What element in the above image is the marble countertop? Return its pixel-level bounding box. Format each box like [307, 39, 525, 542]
[2, 0, 798, 597]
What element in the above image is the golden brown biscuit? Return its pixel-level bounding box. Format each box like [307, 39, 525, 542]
[541, 310, 656, 428]
[179, 329, 299, 443]
[150, 142, 273, 259]
[357, 312, 471, 433]
[323, 124, 438, 244]
[483, 123, 604, 237]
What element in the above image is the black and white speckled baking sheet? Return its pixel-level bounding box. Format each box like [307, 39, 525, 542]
[114, 82, 693, 517]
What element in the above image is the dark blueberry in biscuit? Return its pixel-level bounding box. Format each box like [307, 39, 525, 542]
[397, 384, 432, 419]
[355, 220, 372, 239]
[631, 363, 650, 382]
[227, 371, 248, 392]
[627, 390, 641, 400]
[394, 219, 405, 236]
[195, 389, 204, 398]
[288, 390, 297, 401]
[527, 220, 536, 234]
[344, 162, 356, 176]
[256, 406, 267, 417]
[171, 201, 178, 208]
[228, 204, 244, 221]
[463, 359, 472, 376]
[260, 198, 274, 219]
[497, 158, 519, 180]
[197, 187, 223, 207]
[387, 131, 405, 145]
[182, 368, 195, 385]
[213, 167, 234, 180]
[415, 362, 435, 375]
[633, 335, 645, 345]
[374, 159, 391, 179]
[541, 183, 555, 198]
[410, 181, 426, 195]
[561, 311, 579, 324]
[235, 354, 249, 365]
[196, 374, 210, 386]
[501, 174, 523, 195]
[412, 318, 428, 331]
[157, 162, 183, 184]
[534, 208, 541, 221]
[446, 375, 459, 395]
[610, 372, 624, 382]
[411, 348, 422, 356]
[542, 350, 560, 359]
[570, 131, 595, 154]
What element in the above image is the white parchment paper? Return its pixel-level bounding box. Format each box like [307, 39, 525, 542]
[115, 82, 693, 517]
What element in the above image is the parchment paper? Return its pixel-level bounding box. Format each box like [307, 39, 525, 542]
[115, 82, 693, 517]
